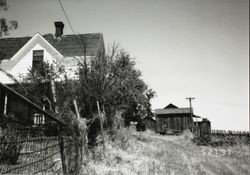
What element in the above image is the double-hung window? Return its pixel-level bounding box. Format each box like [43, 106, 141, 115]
[32, 50, 44, 71]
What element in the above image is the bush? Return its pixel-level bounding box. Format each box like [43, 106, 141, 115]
[136, 121, 146, 131]
[182, 129, 194, 141]
[0, 129, 22, 165]
[0, 115, 23, 165]
[59, 111, 88, 174]
[193, 135, 211, 146]
[210, 134, 249, 147]
[110, 127, 134, 150]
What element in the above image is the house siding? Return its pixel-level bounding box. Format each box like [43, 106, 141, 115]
[10, 43, 56, 80]
[0, 32, 105, 84]
[2, 47, 91, 83]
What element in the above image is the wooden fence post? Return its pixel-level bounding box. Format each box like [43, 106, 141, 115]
[58, 128, 67, 175]
[73, 99, 80, 119]
[50, 80, 58, 113]
[97, 101, 105, 154]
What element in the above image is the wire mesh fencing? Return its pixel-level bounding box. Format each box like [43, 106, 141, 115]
[0, 129, 63, 174]
[0, 129, 86, 174]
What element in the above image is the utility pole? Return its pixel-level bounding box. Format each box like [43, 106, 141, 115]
[186, 97, 195, 117]
[186, 97, 196, 132]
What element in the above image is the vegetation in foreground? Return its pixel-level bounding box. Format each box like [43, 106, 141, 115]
[81, 129, 250, 175]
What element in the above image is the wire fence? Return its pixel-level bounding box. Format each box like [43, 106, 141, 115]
[0, 126, 84, 174]
[0, 129, 63, 174]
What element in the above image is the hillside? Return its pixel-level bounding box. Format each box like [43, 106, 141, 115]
[81, 129, 250, 175]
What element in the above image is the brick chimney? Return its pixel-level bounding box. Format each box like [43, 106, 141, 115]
[54, 21, 64, 38]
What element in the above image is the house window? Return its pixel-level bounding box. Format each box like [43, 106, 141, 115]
[32, 50, 44, 71]
[34, 113, 45, 125]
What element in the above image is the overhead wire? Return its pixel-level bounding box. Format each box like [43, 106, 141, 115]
[57, 0, 75, 34]
[57, 0, 87, 59]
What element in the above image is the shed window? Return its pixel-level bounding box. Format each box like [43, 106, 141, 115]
[164, 121, 168, 129]
[32, 50, 44, 71]
[176, 119, 180, 130]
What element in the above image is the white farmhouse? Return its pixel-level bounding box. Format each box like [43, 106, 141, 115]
[0, 21, 105, 84]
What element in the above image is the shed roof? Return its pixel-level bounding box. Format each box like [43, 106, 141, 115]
[193, 114, 201, 118]
[155, 108, 191, 115]
[164, 103, 178, 109]
[0, 33, 104, 60]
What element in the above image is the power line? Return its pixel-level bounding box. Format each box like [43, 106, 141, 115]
[57, 0, 75, 34]
[57, 0, 88, 59]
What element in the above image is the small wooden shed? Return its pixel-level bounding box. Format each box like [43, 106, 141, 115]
[194, 118, 211, 137]
[155, 103, 196, 134]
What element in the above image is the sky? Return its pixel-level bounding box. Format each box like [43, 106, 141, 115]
[2, 0, 249, 130]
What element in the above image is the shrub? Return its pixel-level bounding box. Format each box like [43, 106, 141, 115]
[182, 129, 194, 141]
[193, 135, 211, 146]
[0, 129, 22, 164]
[59, 111, 88, 174]
[110, 127, 133, 150]
[0, 115, 23, 165]
[0, 141, 22, 164]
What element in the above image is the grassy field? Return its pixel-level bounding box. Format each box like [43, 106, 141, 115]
[81, 128, 250, 175]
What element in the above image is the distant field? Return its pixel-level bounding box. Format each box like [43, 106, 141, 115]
[81, 129, 250, 175]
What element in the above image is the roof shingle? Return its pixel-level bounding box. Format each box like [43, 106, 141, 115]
[0, 33, 104, 60]
[0, 37, 31, 60]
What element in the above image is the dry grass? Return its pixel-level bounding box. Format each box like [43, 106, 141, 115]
[80, 128, 250, 175]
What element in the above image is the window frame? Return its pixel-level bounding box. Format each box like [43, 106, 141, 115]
[32, 50, 44, 71]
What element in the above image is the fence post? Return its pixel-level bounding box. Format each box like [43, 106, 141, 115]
[97, 101, 106, 154]
[58, 128, 67, 175]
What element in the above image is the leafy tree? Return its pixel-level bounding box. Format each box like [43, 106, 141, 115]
[0, 0, 18, 37]
[18, 62, 77, 114]
[77, 47, 155, 127]
[104, 51, 155, 125]
[10, 43, 154, 141]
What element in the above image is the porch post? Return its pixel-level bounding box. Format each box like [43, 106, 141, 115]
[3, 93, 8, 115]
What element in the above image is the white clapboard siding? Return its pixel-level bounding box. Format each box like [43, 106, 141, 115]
[11, 43, 56, 78]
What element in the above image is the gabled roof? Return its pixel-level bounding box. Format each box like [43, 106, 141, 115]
[43, 33, 104, 57]
[0, 33, 104, 61]
[0, 33, 63, 71]
[155, 108, 191, 115]
[164, 103, 178, 109]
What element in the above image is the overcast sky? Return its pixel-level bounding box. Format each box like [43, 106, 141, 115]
[3, 0, 249, 130]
